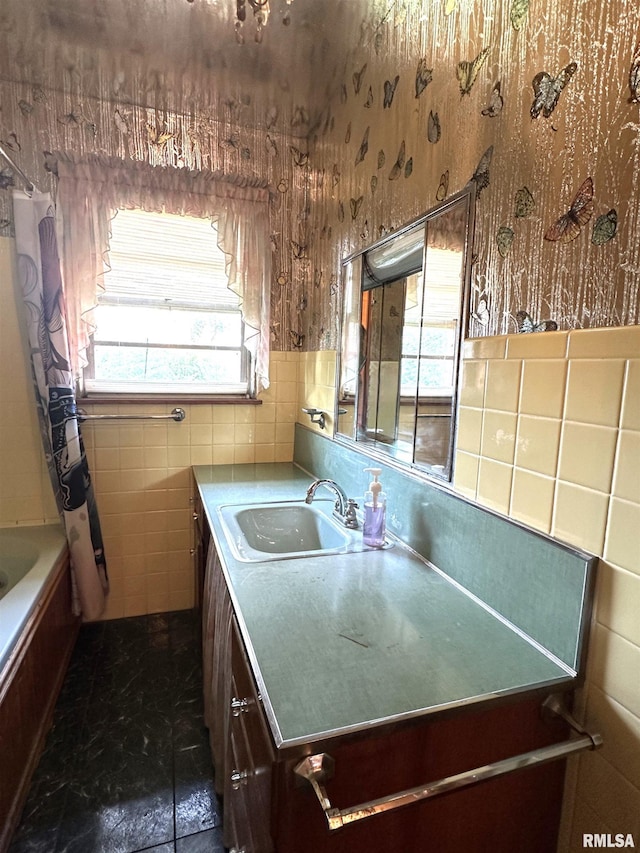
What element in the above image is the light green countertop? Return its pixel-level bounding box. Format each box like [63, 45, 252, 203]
[194, 463, 574, 751]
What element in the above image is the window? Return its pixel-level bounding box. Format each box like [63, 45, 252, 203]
[83, 209, 250, 396]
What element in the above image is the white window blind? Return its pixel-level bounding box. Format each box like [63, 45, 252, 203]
[84, 209, 249, 395]
[103, 209, 237, 309]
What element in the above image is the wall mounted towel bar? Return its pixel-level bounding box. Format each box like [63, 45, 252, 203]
[76, 407, 186, 423]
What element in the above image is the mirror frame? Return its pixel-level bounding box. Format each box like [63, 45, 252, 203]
[333, 183, 476, 484]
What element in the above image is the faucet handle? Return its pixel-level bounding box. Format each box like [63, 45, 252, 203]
[344, 499, 359, 529]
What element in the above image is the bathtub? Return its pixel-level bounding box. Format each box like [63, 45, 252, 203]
[0, 525, 68, 675]
[0, 524, 77, 853]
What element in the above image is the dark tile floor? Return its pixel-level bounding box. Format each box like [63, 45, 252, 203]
[10, 610, 224, 853]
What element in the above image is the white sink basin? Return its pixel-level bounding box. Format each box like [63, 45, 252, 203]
[217, 500, 386, 563]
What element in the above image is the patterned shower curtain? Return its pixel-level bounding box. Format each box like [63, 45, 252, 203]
[13, 190, 108, 620]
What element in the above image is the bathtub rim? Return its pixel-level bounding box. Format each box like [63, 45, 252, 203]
[0, 524, 68, 680]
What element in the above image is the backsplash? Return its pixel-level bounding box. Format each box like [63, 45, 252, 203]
[294, 421, 596, 675]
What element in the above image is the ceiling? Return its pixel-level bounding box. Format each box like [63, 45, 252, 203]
[0, 0, 390, 130]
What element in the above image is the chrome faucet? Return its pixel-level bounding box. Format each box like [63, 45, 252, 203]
[304, 479, 359, 529]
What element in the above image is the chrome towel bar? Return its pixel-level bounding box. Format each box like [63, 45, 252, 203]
[293, 694, 602, 831]
[76, 407, 186, 423]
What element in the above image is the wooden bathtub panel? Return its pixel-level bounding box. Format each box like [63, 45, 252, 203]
[0, 547, 79, 853]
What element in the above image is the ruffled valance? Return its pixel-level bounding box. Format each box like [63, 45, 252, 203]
[54, 153, 271, 391]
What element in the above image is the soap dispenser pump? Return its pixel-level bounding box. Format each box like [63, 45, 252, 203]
[363, 467, 386, 548]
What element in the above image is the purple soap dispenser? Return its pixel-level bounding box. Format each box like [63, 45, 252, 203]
[363, 467, 386, 548]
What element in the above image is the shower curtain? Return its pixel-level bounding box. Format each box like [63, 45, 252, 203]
[13, 190, 108, 620]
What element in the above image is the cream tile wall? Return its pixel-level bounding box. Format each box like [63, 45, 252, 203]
[295, 350, 337, 437]
[0, 238, 301, 616]
[455, 325, 640, 849]
[81, 351, 300, 620]
[0, 237, 58, 527]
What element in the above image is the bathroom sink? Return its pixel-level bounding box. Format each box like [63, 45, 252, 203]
[217, 500, 385, 563]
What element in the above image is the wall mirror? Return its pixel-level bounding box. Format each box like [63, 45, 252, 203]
[335, 184, 476, 482]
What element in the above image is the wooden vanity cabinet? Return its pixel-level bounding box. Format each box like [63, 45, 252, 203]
[273, 697, 568, 853]
[198, 511, 570, 853]
[221, 607, 568, 853]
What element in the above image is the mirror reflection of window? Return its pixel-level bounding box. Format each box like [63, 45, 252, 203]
[361, 278, 405, 445]
[335, 185, 475, 483]
[413, 249, 460, 471]
[337, 255, 362, 438]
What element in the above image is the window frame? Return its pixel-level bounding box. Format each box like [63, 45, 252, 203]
[78, 208, 257, 402]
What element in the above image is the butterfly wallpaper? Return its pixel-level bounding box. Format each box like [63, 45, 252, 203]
[0, 0, 638, 350]
[308, 0, 639, 343]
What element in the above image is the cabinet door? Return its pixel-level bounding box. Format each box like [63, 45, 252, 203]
[191, 484, 209, 607]
[224, 673, 256, 853]
[202, 542, 233, 795]
[276, 696, 568, 853]
[224, 618, 275, 853]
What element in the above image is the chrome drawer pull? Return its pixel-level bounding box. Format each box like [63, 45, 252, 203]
[230, 848, 247, 853]
[231, 769, 249, 790]
[293, 694, 602, 831]
[231, 696, 250, 716]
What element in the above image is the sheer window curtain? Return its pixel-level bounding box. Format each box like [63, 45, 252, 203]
[53, 153, 272, 392]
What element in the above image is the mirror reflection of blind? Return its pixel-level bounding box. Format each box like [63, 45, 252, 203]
[363, 222, 424, 290]
[422, 247, 463, 327]
[103, 208, 236, 309]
